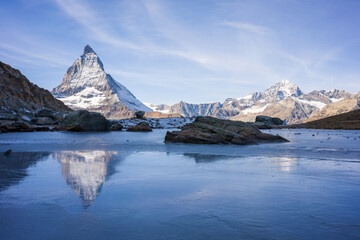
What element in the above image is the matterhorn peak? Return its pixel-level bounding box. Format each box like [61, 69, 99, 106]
[83, 44, 96, 55]
[52, 45, 152, 118]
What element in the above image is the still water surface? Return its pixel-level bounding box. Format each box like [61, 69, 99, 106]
[0, 129, 359, 239]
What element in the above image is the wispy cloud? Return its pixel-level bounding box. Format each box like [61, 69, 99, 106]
[0, 41, 71, 67]
[55, 0, 142, 50]
[52, 0, 348, 93]
[0, 0, 359, 102]
[222, 21, 271, 35]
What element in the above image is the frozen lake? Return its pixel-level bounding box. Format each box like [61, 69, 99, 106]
[0, 129, 360, 240]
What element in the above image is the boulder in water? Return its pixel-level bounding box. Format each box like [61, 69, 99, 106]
[165, 116, 288, 145]
[135, 111, 145, 119]
[59, 110, 111, 132]
[255, 115, 283, 126]
[127, 122, 152, 132]
[111, 123, 124, 131]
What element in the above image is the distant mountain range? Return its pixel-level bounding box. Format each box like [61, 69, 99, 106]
[147, 80, 359, 124]
[3, 44, 356, 124]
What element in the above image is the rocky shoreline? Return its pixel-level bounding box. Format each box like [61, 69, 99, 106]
[0, 109, 192, 133]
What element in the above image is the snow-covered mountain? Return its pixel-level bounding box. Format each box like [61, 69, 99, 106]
[148, 80, 357, 124]
[52, 45, 151, 119]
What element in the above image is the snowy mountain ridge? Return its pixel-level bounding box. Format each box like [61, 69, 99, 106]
[52, 45, 151, 119]
[147, 80, 357, 124]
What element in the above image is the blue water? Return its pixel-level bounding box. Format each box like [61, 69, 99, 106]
[0, 129, 359, 240]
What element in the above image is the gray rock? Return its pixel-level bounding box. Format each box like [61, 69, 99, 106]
[135, 111, 145, 119]
[255, 115, 283, 126]
[33, 117, 54, 125]
[0, 113, 18, 121]
[253, 122, 271, 129]
[111, 123, 124, 131]
[35, 108, 56, 120]
[59, 110, 111, 132]
[127, 122, 152, 132]
[4, 149, 12, 155]
[165, 116, 288, 145]
[0, 121, 34, 133]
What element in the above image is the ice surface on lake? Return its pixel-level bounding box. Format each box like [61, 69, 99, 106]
[0, 129, 359, 240]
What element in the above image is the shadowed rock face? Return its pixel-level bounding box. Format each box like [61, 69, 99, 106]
[255, 115, 283, 125]
[165, 116, 288, 145]
[296, 109, 360, 130]
[126, 122, 152, 132]
[254, 115, 284, 129]
[306, 96, 360, 122]
[0, 61, 71, 113]
[59, 110, 111, 132]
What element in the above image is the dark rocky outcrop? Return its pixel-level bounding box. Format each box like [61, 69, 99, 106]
[110, 123, 124, 131]
[0, 61, 71, 113]
[59, 110, 111, 132]
[32, 117, 54, 125]
[255, 115, 283, 125]
[0, 61, 72, 132]
[135, 111, 145, 119]
[254, 115, 283, 129]
[292, 109, 360, 130]
[0, 121, 50, 133]
[126, 122, 152, 132]
[4, 149, 12, 156]
[165, 116, 288, 145]
[35, 109, 57, 120]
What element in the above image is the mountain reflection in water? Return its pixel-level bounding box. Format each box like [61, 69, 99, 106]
[53, 151, 119, 208]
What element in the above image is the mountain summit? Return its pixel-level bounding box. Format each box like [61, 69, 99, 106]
[83, 44, 95, 54]
[52, 45, 151, 118]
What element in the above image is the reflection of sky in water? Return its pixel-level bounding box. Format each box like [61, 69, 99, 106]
[0, 129, 360, 240]
[271, 156, 298, 172]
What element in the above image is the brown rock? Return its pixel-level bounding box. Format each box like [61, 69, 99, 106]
[294, 109, 360, 130]
[59, 110, 111, 132]
[35, 108, 57, 120]
[126, 122, 152, 132]
[0, 61, 71, 113]
[33, 117, 54, 125]
[306, 97, 360, 122]
[144, 111, 182, 118]
[111, 123, 124, 131]
[135, 111, 145, 119]
[165, 116, 288, 145]
[0, 121, 34, 133]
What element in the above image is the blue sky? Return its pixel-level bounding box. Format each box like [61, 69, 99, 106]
[0, 0, 359, 104]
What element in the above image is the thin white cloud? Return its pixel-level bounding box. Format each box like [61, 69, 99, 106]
[222, 21, 271, 35]
[51, 0, 350, 102]
[55, 0, 142, 50]
[0, 41, 71, 67]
